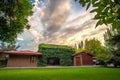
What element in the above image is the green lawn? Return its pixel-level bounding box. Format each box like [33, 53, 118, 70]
[0, 67, 120, 80]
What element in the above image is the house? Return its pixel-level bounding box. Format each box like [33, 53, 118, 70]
[0, 49, 95, 67]
[72, 51, 94, 66]
[0, 50, 42, 67]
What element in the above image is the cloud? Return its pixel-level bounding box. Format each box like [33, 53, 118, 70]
[40, 0, 70, 37]
[17, 0, 107, 51]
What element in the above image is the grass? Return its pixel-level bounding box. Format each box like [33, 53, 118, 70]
[0, 67, 120, 80]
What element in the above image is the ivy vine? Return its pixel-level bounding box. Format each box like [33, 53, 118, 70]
[38, 44, 75, 66]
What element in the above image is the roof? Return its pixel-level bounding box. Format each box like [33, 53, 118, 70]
[72, 51, 93, 56]
[1, 50, 42, 56]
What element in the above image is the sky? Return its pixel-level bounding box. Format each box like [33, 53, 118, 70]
[17, 0, 107, 51]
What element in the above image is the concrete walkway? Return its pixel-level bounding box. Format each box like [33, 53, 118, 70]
[1, 65, 101, 69]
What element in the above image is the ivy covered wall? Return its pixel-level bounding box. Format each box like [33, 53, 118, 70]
[38, 44, 75, 66]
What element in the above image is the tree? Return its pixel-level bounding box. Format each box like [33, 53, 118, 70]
[75, 41, 84, 52]
[84, 38, 103, 54]
[77, 0, 120, 67]
[76, 0, 120, 29]
[78, 41, 84, 49]
[96, 47, 112, 65]
[84, 38, 112, 65]
[0, 0, 32, 48]
[104, 28, 120, 67]
[0, 42, 20, 51]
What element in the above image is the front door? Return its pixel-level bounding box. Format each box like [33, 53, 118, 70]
[75, 57, 81, 66]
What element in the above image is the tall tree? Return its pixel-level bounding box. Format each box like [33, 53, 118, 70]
[84, 38, 112, 65]
[78, 41, 84, 49]
[104, 28, 120, 67]
[76, 0, 120, 29]
[84, 38, 103, 54]
[0, 0, 32, 46]
[75, 41, 84, 52]
[76, 0, 120, 67]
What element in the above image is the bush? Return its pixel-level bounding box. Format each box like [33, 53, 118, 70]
[96, 53, 112, 66]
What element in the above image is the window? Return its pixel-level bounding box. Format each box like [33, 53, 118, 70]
[30, 56, 36, 63]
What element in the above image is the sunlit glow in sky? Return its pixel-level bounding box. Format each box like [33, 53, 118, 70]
[17, 0, 107, 51]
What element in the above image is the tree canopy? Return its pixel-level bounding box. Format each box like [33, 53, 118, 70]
[104, 28, 120, 67]
[77, 0, 120, 67]
[76, 0, 120, 29]
[84, 38, 103, 54]
[0, 0, 32, 44]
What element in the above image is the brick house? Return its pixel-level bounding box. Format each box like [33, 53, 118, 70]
[0, 50, 42, 67]
[72, 51, 94, 66]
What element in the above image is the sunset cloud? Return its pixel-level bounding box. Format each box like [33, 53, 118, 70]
[17, 0, 107, 51]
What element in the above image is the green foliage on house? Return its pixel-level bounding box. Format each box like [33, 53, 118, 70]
[38, 44, 75, 66]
